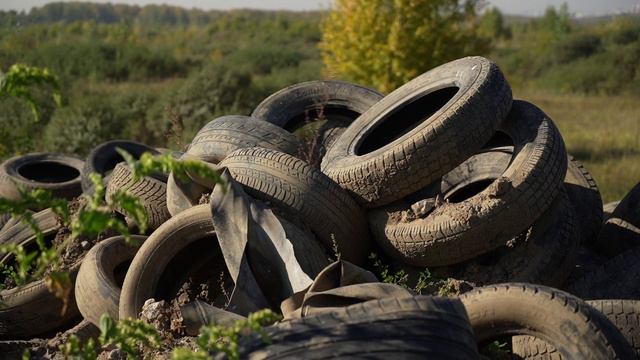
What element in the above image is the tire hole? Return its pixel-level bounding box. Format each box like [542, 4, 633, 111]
[356, 86, 459, 155]
[18, 161, 79, 183]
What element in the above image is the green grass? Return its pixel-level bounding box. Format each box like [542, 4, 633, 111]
[517, 90, 640, 203]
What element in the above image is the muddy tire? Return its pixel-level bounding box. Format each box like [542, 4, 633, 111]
[75, 235, 147, 326]
[595, 183, 640, 257]
[220, 147, 371, 264]
[0, 209, 59, 248]
[568, 246, 640, 300]
[0, 214, 10, 233]
[0, 153, 84, 203]
[369, 101, 567, 266]
[187, 115, 301, 164]
[251, 80, 384, 156]
[322, 57, 512, 207]
[565, 155, 603, 245]
[234, 296, 478, 359]
[461, 283, 635, 360]
[105, 162, 170, 231]
[82, 140, 158, 195]
[447, 190, 579, 288]
[513, 299, 640, 359]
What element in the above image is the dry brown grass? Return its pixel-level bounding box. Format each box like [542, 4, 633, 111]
[518, 90, 640, 202]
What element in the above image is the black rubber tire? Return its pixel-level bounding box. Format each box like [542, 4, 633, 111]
[0, 216, 81, 340]
[603, 201, 621, 221]
[460, 283, 635, 360]
[568, 246, 640, 300]
[321, 56, 512, 208]
[369, 101, 567, 266]
[595, 183, 640, 258]
[105, 162, 170, 231]
[0, 153, 84, 203]
[219, 147, 371, 265]
[187, 115, 302, 164]
[233, 296, 479, 359]
[82, 140, 159, 194]
[75, 235, 147, 326]
[119, 205, 328, 319]
[565, 155, 603, 245]
[513, 299, 640, 359]
[251, 80, 384, 156]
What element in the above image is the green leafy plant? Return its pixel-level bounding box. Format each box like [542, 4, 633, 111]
[61, 313, 161, 359]
[172, 309, 282, 360]
[0, 64, 62, 121]
[369, 252, 450, 295]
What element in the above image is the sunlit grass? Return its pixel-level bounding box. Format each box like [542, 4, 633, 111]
[518, 90, 640, 202]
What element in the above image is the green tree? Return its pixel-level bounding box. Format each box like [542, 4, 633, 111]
[320, 0, 489, 93]
[479, 7, 509, 40]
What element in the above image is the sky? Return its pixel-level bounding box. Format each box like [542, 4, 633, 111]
[1, 0, 639, 17]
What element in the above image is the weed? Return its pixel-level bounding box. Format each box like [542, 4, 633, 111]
[368, 252, 451, 295]
[0, 64, 62, 121]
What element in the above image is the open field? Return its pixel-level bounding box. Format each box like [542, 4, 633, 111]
[519, 90, 640, 202]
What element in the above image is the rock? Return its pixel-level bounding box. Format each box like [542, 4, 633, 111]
[80, 241, 91, 250]
[411, 198, 437, 218]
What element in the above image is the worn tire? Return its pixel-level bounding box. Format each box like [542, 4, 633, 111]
[82, 140, 158, 194]
[565, 156, 603, 245]
[595, 183, 640, 257]
[0, 153, 84, 203]
[106, 162, 170, 231]
[119, 205, 327, 319]
[322, 56, 512, 207]
[513, 299, 640, 359]
[233, 296, 478, 359]
[0, 213, 10, 233]
[75, 235, 147, 326]
[0, 247, 80, 340]
[187, 115, 301, 164]
[0, 209, 59, 248]
[220, 147, 370, 264]
[369, 101, 567, 266]
[461, 283, 635, 360]
[568, 246, 640, 300]
[251, 80, 384, 156]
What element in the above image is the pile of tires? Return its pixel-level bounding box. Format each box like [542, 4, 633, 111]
[0, 56, 639, 359]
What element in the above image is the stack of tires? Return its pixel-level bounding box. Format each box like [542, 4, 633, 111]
[0, 56, 639, 359]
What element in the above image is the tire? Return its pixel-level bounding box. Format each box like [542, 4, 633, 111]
[595, 183, 640, 257]
[564, 155, 603, 245]
[322, 56, 512, 207]
[604, 201, 621, 221]
[251, 80, 384, 156]
[187, 115, 302, 164]
[75, 235, 147, 326]
[0, 153, 84, 203]
[0, 259, 80, 340]
[82, 140, 159, 194]
[568, 246, 640, 300]
[219, 147, 371, 265]
[119, 205, 327, 319]
[0, 209, 80, 340]
[105, 162, 170, 231]
[233, 296, 479, 359]
[446, 190, 579, 288]
[0, 209, 59, 248]
[460, 283, 635, 360]
[369, 100, 567, 266]
[513, 299, 640, 359]
[166, 172, 211, 217]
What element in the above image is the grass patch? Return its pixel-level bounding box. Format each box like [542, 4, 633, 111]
[517, 89, 640, 202]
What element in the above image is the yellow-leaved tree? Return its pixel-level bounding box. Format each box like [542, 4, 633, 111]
[320, 0, 490, 93]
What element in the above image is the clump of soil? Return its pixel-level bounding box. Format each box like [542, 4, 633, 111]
[198, 192, 211, 205]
